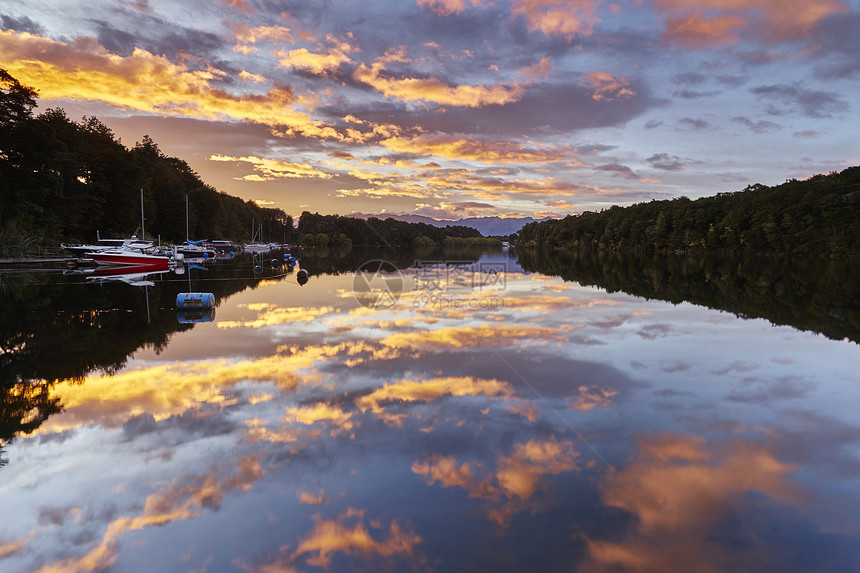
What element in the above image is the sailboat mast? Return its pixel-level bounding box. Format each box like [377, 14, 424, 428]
[140, 188, 145, 239]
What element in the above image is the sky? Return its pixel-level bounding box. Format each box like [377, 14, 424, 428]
[1, 0, 859, 220]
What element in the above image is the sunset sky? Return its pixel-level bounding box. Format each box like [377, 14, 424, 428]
[1, 0, 858, 219]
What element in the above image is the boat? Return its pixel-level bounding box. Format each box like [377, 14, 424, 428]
[175, 196, 218, 260]
[62, 235, 154, 258]
[89, 249, 171, 268]
[243, 242, 271, 254]
[205, 240, 241, 256]
[174, 239, 217, 260]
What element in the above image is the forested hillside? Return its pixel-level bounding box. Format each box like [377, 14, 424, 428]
[517, 167, 860, 256]
[297, 211, 499, 247]
[0, 69, 292, 248]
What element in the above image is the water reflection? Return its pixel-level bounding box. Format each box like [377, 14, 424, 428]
[518, 250, 860, 343]
[1, 249, 860, 571]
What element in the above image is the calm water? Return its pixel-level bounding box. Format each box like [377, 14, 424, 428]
[2, 249, 860, 572]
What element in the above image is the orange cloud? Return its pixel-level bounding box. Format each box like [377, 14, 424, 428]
[569, 385, 617, 411]
[417, 0, 487, 15]
[208, 155, 333, 181]
[234, 23, 295, 45]
[380, 132, 579, 164]
[277, 37, 357, 74]
[354, 62, 525, 107]
[0, 532, 34, 560]
[518, 56, 552, 80]
[581, 71, 636, 101]
[298, 491, 326, 506]
[653, 0, 851, 47]
[0, 30, 346, 140]
[511, 0, 602, 40]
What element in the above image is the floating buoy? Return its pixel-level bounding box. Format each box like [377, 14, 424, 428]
[254, 265, 262, 274]
[271, 259, 281, 268]
[228, 251, 235, 259]
[296, 269, 309, 285]
[176, 292, 216, 309]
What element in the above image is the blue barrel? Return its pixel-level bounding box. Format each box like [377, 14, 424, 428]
[176, 292, 216, 309]
[177, 308, 216, 323]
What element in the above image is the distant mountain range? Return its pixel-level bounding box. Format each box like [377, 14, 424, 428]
[347, 213, 551, 236]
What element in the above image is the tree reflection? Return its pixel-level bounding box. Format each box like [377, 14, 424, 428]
[517, 250, 860, 343]
[0, 381, 62, 467]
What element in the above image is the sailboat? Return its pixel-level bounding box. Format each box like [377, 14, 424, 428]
[88, 189, 171, 268]
[175, 195, 217, 259]
[244, 221, 271, 254]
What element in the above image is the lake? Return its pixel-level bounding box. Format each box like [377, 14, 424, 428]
[2, 249, 860, 572]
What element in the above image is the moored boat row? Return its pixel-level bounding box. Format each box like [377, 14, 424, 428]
[62, 236, 290, 267]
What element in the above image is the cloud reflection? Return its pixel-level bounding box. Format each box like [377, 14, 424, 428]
[582, 433, 809, 572]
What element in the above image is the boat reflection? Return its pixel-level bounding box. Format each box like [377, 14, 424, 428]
[86, 263, 171, 286]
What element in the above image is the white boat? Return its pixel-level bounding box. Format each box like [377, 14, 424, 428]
[244, 242, 271, 254]
[174, 240, 217, 259]
[62, 235, 154, 258]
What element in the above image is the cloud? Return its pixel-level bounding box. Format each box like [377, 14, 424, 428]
[677, 117, 711, 130]
[353, 61, 526, 108]
[752, 83, 849, 118]
[581, 71, 636, 102]
[646, 153, 685, 171]
[653, 0, 852, 48]
[208, 155, 334, 181]
[0, 532, 34, 559]
[0, 30, 346, 140]
[417, 0, 487, 16]
[510, 0, 602, 40]
[732, 116, 781, 133]
[379, 132, 579, 164]
[277, 36, 358, 75]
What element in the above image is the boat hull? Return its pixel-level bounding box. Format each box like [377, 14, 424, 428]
[90, 251, 170, 268]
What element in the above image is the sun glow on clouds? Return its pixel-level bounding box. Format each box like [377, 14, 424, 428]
[209, 155, 333, 181]
[0, 30, 344, 139]
[354, 61, 526, 108]
[277, 36, 358, 74]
